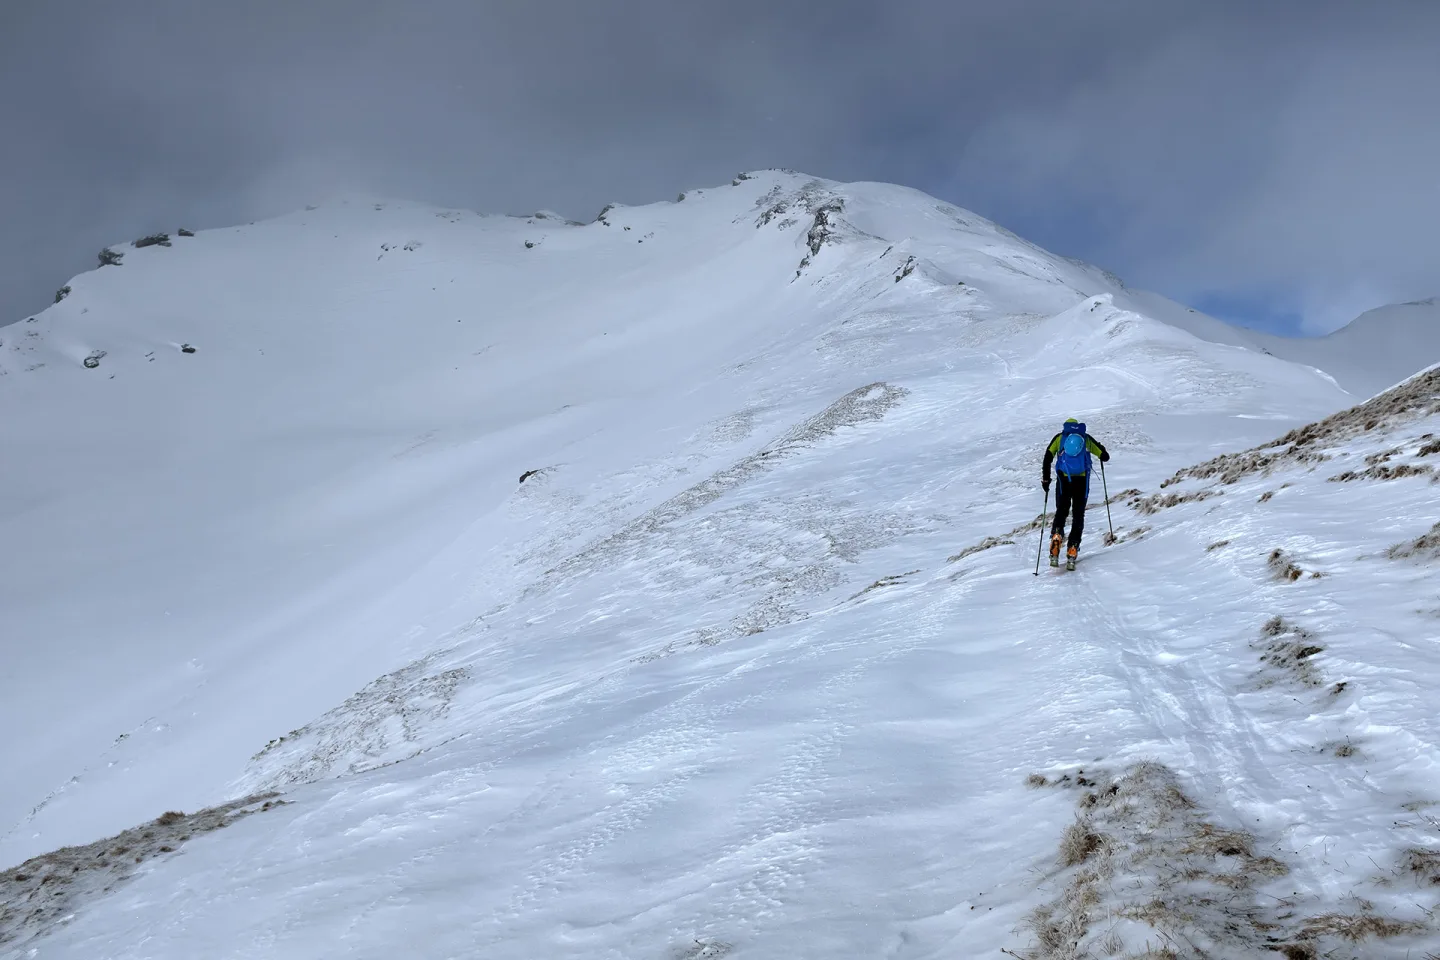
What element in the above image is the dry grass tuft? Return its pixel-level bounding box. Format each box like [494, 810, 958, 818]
[1255, 617, 1325, 687]
[1267, 548, 1305, 581]
[1058, 821, 1109, 867]
[1299, 912, 1425, 942]
[1255, 615, 1324, 687]
[848, 570, 919, 600]
[1205, 539, 1231, 552]
[1181, 823, 1255, 859]
[949, 513, 1075, 565]
[1400, 847, 1440, 885]
[948, 511, 1101, 567]
[1026, 773, 1051, 789]
[1105, 487, 1142, 506]
[1245, 856, 1289, 878]
[948, 536, 1016, 563]
[1024, 903, 1088, 959]
[1388, 520, 1440, 561]
[1131, 489, 1218, 516]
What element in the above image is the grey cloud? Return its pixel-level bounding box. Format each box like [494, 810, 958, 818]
[946, 3, 1440, 332]
[2, 1, 1435, 333]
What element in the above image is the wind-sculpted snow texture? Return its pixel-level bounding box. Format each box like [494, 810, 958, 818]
[4, 172, 1440, 959]
[535, 381, 909, 591]
[243, 656, 469, 792]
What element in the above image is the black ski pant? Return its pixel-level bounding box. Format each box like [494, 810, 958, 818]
[1051, 473, 1087, 548]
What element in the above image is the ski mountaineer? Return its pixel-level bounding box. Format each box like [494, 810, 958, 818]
[1041, 419, 1110, 570]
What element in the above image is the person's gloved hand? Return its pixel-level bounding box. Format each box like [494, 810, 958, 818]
[1042, 479, 1051, 494]
[1101, 451, 1111, 463]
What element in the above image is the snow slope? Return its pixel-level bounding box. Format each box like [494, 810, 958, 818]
[3, 173, 1439, 958]
[1117, 291, 1440, 401]
[1257, 298, 1440, 399]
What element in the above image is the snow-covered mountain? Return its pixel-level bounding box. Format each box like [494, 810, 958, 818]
[1117, 291, 1440, 400]
[3, 172, 1439, 958]
[1258, 298, 1440, 399]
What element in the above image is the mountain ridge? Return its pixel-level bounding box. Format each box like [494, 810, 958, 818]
[12, 170, 1432, 402]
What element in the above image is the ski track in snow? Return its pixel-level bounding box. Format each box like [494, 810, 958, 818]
[4, 172, 1440, 958]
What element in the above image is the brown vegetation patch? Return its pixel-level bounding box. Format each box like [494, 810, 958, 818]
[1012, 762, 1293, 959]
[949, 513, 1065, 565]
[1034, 767, 1110, 793]
[1108, 526, 1149, 545]
[848, 570, 920, 600]
[1058, 821, 1110, 867]
[1180, 823, 1255, 859]
[1297, 912, 1425, 942]
[1254, 615, 1330, 687]
[1158, 366, 1440, 488]
[1131, 488, 1218, 515]
[1013, 761, 1435, 958]
[0, 793, 285, 950]
[1388, 520, 1440, 560]
[1329, 462, 1432, 482]
[1401, 847, 1440, 885]
[1267, 549, 1305, 581]
[1105, 487, 1142, 505]
[948, 536, 1016, 564]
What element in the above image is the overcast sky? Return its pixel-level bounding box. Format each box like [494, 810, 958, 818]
[3, 1, 1437, 335]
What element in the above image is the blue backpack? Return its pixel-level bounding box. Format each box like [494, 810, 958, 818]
[1056, 422, 1091, 477]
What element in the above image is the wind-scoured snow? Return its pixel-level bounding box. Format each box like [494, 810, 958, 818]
[2, 172, 1438, 958]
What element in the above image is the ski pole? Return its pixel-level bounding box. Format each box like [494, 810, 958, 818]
[1033, 485, 1050, 576]
[1101, 460, 1115, 544]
